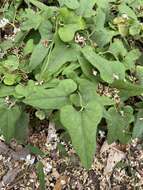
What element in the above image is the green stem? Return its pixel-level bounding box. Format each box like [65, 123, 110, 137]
[28, 0, 57, 12]
[40, 42, 54, 76]
[40, 17, 59, 77]
[78, 92, 85, 111]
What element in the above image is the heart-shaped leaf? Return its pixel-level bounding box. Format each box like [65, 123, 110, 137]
[60, 101, 103, 168]
[81, 46, 125, 83]
[23, 79, 77, 109]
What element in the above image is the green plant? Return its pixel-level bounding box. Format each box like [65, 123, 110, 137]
[0, 0, 143, 169]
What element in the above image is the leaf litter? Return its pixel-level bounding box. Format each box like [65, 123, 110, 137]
[0, 126, 142, 189]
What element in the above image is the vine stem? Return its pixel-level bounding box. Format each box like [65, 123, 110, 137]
[40, 16, 59, 77]
[40, 41, 54, 76]
[78, 92, 85, 112]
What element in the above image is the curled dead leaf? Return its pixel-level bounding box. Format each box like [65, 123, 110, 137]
[100, 141, 126, 175]
[54, 175, 68, 190]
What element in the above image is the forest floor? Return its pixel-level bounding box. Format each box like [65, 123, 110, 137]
[0, 122, 143, 190]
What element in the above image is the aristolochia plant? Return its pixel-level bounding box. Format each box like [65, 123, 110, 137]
[0, 0, 143, 168]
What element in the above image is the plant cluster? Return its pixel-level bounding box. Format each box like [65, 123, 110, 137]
[0, 0, 143, 169]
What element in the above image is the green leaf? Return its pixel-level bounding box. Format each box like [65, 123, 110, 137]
[38, 19, 53, 40]
[58, 8, 85, 42]
[109, 39, 127, 59]
[94, 7, 106, 29]
[133, 109, 143, 139]
[81, 46, 125, 83]
[119, 3, 137, 20]
[60, 101, 103, 168]
[123, 49, 141, 70]
[24, 39, 35, 55]
[0, 105, 21, 143]
[29, 0, 55, 13]
[78, 56, 94, 80]
[4, 4, 16, 21]
[14, 31, 29, 44]
[59, 7, 76, 23]
[93, 29, 117, 47]
[129, 21, 141, 36]
[14, 112, 29, 144]
[27, 144, 44, 156]
[3, 55, 19, 71]
[29, 40, 49, 71]
[59, 24, 79, 42]
[136, 66, 143, 86]
[62, 62, 80, 77]
[41, 42, 80, 78]
[36, 161, 45, 190]
[23, 79, 77, 109]
[125, 0, 143, 10]
[15, 79, 60, 98]
[59, 0, 79, 9]
[21, 9, 42, 31]
[77, 78, 114, 106]
[91, 7, 116, 47]
[1, 0, 143, 169]
[0, 40, 14, 51]
[77, 78, 98, 103]
[15, 80, 38, 98]
[3, 73, 19, 86]
[76, 0, 96, 17]
[107, 106, 134, 144]
[96, 0, 109, 10]
[0, 85, 15, 97]
[112, 80, 143, 100]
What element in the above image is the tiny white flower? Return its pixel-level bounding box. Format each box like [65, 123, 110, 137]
[35, 81, 43, 86]
[99, 130, 105, 138]
[25, 154, 35, 165]
[113, 74, 119, 80]
[13, 27, 20, 34]
[93, 70, 97, 76]
[120, 110, 124, 116]
[0, 18, 9, 28]
[122, 14, 129, 19]
[44, 163, 52, 174]
[75, 33, 86, 46]
[0, 135, 5, 141]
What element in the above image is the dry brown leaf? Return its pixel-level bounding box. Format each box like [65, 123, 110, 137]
[0, 167, 21, 188]
[100, 141, 116, 155]
[54, 175, 68, 190]
[104, 148, 125, 175]
[0, 141, 29, 160]
[100, 141, 126, 175]
[0, 141, 9, 154]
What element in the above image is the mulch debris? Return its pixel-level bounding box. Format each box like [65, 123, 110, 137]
[0, 123, 142, 190]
